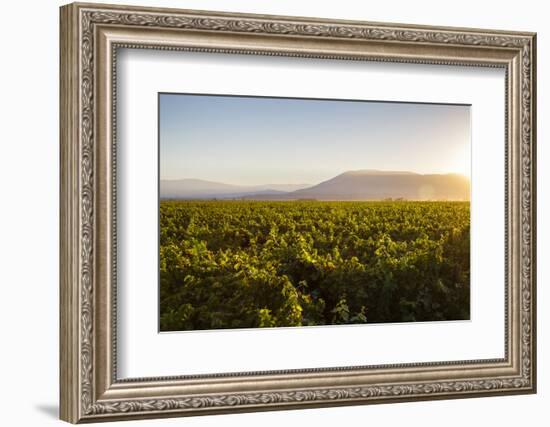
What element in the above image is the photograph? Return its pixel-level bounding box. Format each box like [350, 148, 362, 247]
[159, 93, 471, 332]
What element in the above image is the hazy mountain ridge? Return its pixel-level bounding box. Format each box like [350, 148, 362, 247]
[161, 170, 470, 201]
[288, 170, 470, 201]
[160, 178, 311, 199]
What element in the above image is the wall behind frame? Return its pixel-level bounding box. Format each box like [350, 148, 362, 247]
[0, 0, 544, 426]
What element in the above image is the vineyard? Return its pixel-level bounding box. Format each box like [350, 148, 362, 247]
[160, 200, 470, 331]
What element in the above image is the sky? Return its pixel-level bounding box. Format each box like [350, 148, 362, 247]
[159, 93, 471, 185]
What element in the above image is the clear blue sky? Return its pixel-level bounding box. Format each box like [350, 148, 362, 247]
[160, 93, 470, 185]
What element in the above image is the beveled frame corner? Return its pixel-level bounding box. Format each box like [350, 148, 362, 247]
[60, 2, 536, 423]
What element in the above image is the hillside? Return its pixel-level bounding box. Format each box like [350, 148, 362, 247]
[160, 178, 310, 199]
[288, 170, 470, 201]
[161, 171, 470, 201]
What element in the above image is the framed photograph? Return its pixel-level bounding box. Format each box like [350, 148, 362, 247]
[60, 2, 537, 423]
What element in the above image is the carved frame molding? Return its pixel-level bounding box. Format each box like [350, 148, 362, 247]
[60, 2, 536, 423]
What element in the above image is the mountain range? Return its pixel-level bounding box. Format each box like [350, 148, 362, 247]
[160, 179, 311, 199]
[160, 170, 470, 201]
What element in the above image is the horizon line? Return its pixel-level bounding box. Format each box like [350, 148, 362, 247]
[160, 169, 471, 186]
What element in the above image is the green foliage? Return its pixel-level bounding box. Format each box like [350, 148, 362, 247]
[159, 200, 470, 331]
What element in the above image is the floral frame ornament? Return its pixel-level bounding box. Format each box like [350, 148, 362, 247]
[60, 2, 536, 423]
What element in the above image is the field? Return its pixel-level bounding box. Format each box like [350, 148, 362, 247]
[160, 200, 470, 331]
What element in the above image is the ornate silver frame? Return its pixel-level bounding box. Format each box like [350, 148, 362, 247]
[60, 2, 537, 423]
